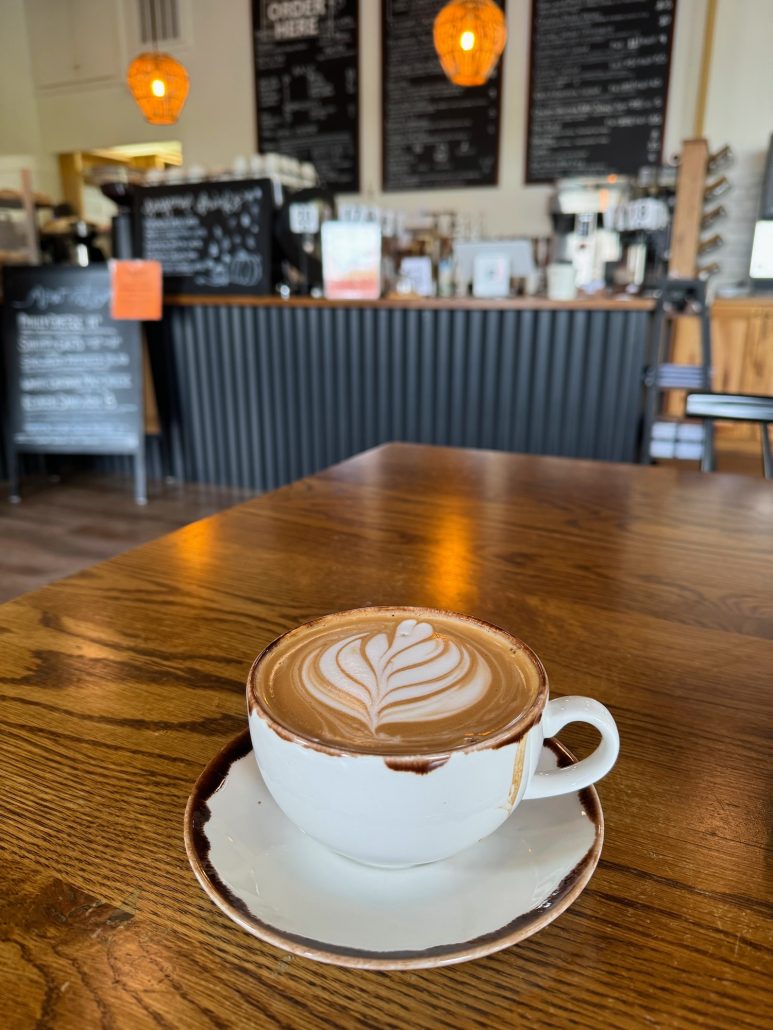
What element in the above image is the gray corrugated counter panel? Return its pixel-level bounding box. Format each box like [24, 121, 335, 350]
[2, 304, 648, 489]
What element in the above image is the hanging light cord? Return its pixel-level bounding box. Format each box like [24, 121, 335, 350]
[149, 0, 158, 51]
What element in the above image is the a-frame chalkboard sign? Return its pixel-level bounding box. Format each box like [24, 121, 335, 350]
[2, 265, 146, 504]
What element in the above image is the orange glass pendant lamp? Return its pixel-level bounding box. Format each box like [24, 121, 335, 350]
[127, 51, 189, 125]
[433, 0, 507, 87]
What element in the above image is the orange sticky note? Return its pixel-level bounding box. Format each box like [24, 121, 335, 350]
[110, 260, 163, 321]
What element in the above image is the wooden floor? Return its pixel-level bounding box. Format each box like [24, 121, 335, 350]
[657, 441, 769, 478]
[0, 473, 252, 604]
[0, 443, 766, 605]
[712, 443, 769, 478]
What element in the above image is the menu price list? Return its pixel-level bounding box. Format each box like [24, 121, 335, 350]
[382, 0, 505, 192]
[3, 267, 141, 453]
[527, 0, 676, 183]
[253, 0, 359, 193]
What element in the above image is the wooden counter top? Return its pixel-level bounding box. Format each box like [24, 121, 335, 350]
[160, 292, 773, 314]
[712, 294, 773, 316]
[162, 293, 656, 311]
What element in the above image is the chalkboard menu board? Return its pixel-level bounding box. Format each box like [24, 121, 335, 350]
[2, 265, 146, 500]
[253, 0, 359, 193]
[526, 0, 676, 183]
[135, 179, 273, 296]
[382, 0, 505, 192]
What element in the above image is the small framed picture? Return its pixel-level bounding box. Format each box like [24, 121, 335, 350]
[473, 253, 511, 298]
[399, 256, 434, 297]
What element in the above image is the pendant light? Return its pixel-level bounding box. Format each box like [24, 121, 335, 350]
[433, 0, 507, 87]
[127, 0, 189, 125]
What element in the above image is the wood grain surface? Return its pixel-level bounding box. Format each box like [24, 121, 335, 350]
[1, 443, 771, 1029]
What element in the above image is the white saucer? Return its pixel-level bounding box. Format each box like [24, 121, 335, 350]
[184, 731, 604, 970]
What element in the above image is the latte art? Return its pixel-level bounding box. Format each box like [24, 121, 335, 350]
[252, 608, 544, 754]
[301, 619, 491, 732]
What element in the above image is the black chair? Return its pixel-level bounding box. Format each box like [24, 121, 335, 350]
[685, 392, 773, 479]
[641, 278, 713, 466]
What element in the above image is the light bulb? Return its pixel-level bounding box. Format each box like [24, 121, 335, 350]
[460, 30, 476, 51]
[151, 78, 166, 98]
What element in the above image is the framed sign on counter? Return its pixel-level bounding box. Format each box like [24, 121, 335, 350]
[2, 265, 146, 503]
[253, 0, 360, 193]
[135, 179, 273, 296]
[526, 0, 677, 183]
[382, 0, 505, 192]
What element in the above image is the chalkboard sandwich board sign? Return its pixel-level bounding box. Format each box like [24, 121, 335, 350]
[2, 265, 146, 503]
[526, 0, 677, 183]
[135, 178, 273, 296]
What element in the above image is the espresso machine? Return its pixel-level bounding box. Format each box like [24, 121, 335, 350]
[549, 177, 630, 289]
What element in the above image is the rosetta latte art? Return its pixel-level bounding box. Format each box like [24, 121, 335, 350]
[298, 618, 491, 733]
[255, 607, 541, 753]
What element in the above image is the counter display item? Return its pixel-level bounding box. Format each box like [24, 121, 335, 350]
[472, 253, 511, 298]
[321, 221, 382, 299]
[399, 256, 434, 297]
[546, 262, 577, 301]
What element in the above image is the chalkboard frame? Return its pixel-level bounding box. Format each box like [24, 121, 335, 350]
[2, 265, 146, 504]
[252, 0, 360, 194]
[525, 0, 678, 185]
[380, 0, 505, 193]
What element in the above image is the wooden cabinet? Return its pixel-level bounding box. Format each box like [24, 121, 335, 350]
[25, 0, 121, 89]
[667, 298, 773, 444]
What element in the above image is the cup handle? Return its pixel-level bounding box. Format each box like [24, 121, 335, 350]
[523, 696, 619, 800]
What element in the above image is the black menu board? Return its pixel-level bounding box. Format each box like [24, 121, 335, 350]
[526, 0, 677, 183]
[382, 0, 505, 192]
[2, 265, 142, 457]
[253, 0, 359, 193]
[135, 179, 273, 296]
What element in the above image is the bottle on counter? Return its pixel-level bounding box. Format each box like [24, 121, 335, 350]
[436, 213, 455, 298]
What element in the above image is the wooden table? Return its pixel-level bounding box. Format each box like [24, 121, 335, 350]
[1, 444, 771, 1028]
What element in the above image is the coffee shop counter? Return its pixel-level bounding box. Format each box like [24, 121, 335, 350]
[118, 293, 651, 491]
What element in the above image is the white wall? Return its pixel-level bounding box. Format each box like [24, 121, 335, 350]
[0, 0, 770, 253]
[31, 0, 256, 170]
[0, 0, 56, 194]
[700, 0, 773, 285]
[0, 0, 40, 154]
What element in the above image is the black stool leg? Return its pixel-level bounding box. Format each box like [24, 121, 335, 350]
[761, 423, 772, 480]
[701, 419, 716, 473]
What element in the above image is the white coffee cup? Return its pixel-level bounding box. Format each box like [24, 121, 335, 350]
[246, 608, 619, 867]
[546, 261, 577, 300]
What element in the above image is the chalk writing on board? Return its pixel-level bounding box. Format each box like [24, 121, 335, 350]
[253, 0, 359, 192]
[382, 0, 505, 191]
[136, 179, 272, 296]
[12, 284, 111, 311]
[2, 266, 143, 452]
[526, 0, 676, 182]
